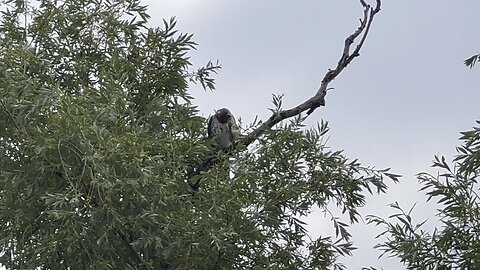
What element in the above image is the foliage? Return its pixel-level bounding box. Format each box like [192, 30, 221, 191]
[368, 121, 480, 270]
[465, 53, 479, 69]
[0, 0, 398, 269]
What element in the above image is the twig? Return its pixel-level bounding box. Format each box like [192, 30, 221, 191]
[241, 0, 381, 147]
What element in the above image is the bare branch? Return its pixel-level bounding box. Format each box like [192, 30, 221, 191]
[241, 0, 382, 147]
[187, 0, 382, 189]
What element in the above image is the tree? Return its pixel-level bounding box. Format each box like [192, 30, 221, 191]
[368, 121, 480, 269]
[0, 0, 398, 269]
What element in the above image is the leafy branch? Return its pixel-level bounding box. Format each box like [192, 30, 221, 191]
[465, 53, 480, 69]
[367, 121, 480, 269]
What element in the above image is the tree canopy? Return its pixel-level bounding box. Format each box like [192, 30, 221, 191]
[0, 0, 399, 269]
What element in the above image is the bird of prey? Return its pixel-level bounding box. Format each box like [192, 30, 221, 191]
[207, 108, 240, 152]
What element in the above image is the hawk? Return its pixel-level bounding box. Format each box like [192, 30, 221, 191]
[207, 108, 240, 152]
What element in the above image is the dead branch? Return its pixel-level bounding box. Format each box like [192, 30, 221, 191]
[187, 0, 382, 190]
[241, 0, 381, 147]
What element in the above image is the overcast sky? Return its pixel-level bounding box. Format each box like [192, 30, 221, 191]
[145, 1, 479, 269]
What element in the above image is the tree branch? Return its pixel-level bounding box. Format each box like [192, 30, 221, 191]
[241, 0, 381, 147]
[186, 0, 382, 189]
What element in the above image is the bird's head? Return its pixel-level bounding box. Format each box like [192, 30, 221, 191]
[215, 108, 233, 123]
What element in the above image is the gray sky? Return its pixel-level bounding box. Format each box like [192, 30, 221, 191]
[146, 1, 479, 269]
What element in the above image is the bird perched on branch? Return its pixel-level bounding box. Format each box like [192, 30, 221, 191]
[207, 108, 240, 153]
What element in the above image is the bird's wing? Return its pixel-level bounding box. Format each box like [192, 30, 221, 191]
[207, 115, 215, 138]
[229, 116, 240, 141]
